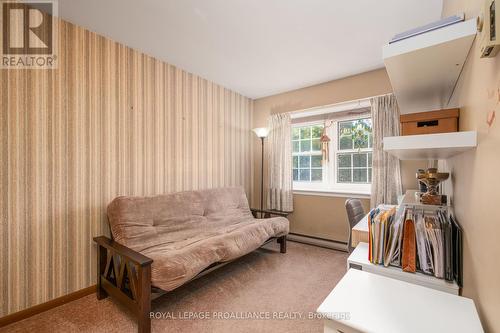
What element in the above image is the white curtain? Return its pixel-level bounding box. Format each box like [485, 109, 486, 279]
[266, 113, 293, 212]
[370, 94, 402, 207]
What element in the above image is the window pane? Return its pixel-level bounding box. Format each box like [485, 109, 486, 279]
[300, 127, 311, 139]
[338, 169, 352, 183]
[353, 153, 367, 167]
[339, 121, 353, 147]
[292, 128, 300, 140]
[368, 152, 372, 166]
[353, 168, 368, 183]
[293, 169, 299, 181]
[352, 120, 368, 149]
[339, 135, 353, 150]
[311, 155, 322, 167]
[311, 169, 322, 181]
[355, 137, 369, 149]
[364, 118, 372, 130]
[368, 168, 372, 183]
[299, 169, 310, 181]
[338, 154, 351, 168]
[293, 156, 298, 168]
[311, 125, 323, 138]
[339, 118, 373, 150]
[312, 139, 321, 151]
[292, 141, 300, 153]
[339, 120, 353, 132]
[299, 156, 310, 168]
[352, 119, 372, 149]
[300, 140, 311, 152]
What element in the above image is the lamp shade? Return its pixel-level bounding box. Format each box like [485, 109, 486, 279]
[252, 127, 269, 138]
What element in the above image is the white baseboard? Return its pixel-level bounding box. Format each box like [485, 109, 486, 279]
[287, 233, 348, 252]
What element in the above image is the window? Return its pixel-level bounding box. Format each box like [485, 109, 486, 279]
[337, 118, 372, 184]
[292, 124, 324, 182]
[292, 115, 373, 195]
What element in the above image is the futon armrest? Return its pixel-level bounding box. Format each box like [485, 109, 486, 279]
[93, 236, 153, 267]
[250, 208, 290, 218]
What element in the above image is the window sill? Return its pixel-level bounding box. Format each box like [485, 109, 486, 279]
[293, 188, 371, 199]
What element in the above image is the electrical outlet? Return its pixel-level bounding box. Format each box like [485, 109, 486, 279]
[479, 0, 500, 57]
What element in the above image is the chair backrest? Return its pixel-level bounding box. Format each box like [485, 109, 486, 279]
[345, 198, 365, 253]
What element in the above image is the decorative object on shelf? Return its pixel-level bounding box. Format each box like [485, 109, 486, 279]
[416, 168, 449, 205]
[320, 120, 333, 164]
[416, 169, 428, 193]
[253, 127, 269, 214]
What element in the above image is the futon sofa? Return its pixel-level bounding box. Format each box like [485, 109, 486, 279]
[93, 186, 289, 333]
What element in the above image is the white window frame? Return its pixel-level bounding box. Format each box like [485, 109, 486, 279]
[291, 121, 327, 189]
[292, 114, 372, 196]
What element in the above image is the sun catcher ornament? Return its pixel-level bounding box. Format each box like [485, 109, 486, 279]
[320, 120, 333, 164]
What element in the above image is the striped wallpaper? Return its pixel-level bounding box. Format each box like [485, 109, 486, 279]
[0, 18, 253, 317]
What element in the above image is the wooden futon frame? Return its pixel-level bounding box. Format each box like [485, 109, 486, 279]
[93, 208, 288, 333]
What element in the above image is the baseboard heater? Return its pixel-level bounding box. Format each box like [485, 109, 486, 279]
[287, 233, 348, 252]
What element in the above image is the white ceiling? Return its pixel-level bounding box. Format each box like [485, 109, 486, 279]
[58, 0, 443, 99]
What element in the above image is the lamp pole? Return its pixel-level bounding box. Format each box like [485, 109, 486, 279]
[260, 136, 264, 214]
[252, 127, 269, 217]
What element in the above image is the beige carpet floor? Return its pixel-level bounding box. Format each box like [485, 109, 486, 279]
[2, 241, 348, 333]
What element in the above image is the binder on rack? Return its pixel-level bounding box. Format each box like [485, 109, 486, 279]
[369, 206, 396, 265]
[450, 215, 463, 287]
[415, 211, 433, 274]
[401, 215, 417, 273]
[438, 210, 453, 281]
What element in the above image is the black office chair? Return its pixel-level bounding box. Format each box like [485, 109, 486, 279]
[345, 198, 365, 253]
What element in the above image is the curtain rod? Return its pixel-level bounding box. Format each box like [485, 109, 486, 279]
[289, 92, 393, 119]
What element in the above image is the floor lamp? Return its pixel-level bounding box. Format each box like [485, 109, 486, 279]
[253, 127, 269, 215]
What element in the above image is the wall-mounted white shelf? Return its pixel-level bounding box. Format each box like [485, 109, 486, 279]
[400, 189, 451, 209]
[383, 131, 477, 160]
[348, 243, 459, 295]
[383, 18, 477, 114]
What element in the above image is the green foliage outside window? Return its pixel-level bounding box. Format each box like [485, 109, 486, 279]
[339, 119, 372, 151]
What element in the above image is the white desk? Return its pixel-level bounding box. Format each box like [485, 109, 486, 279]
[317, 269, 483, 333]
[351, 214, 368, 248]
